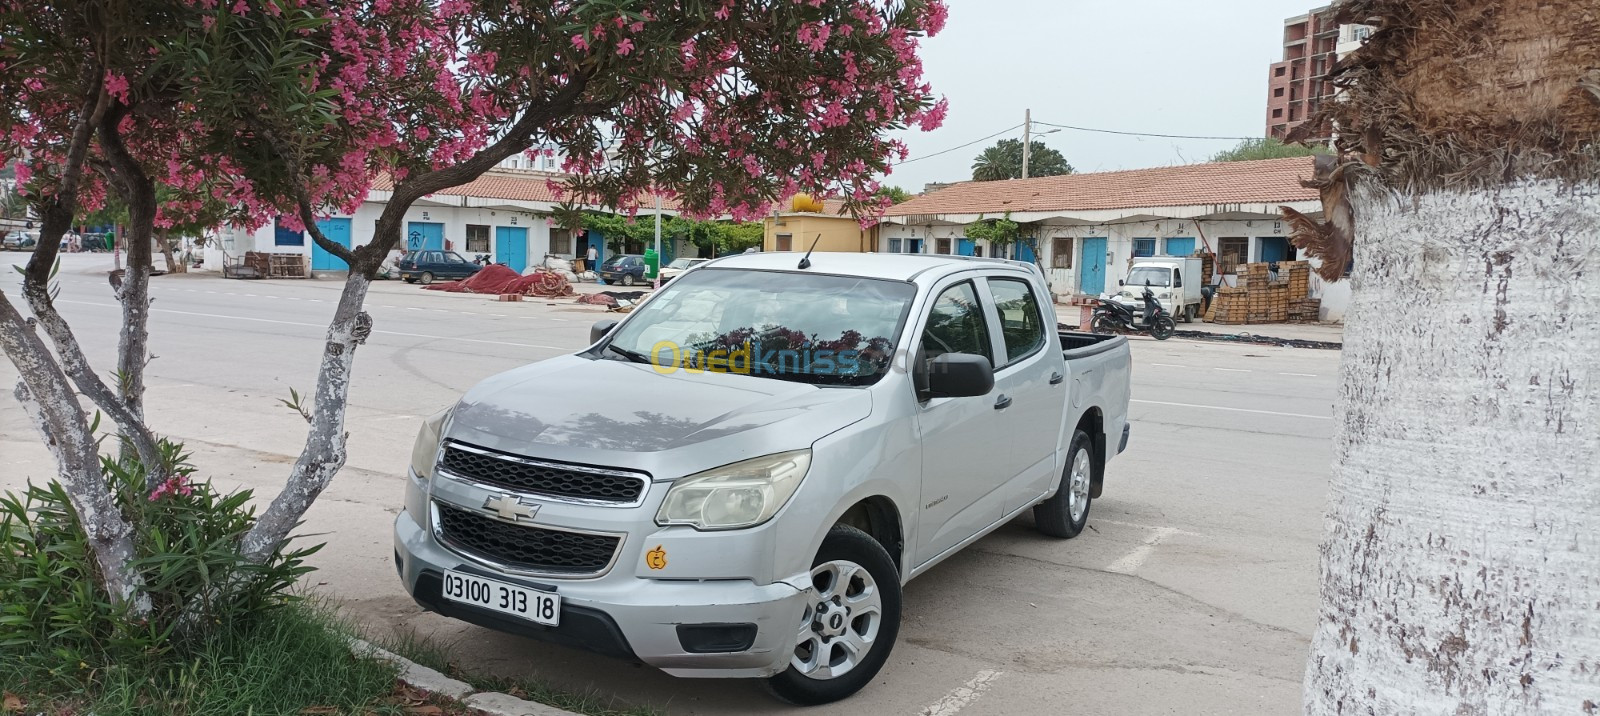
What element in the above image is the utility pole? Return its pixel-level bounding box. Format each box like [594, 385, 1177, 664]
[1021, 108, 1032, 179]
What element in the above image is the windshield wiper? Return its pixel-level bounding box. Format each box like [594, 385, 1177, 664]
[607, 344, 654, 365]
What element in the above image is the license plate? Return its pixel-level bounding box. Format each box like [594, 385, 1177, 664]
[441, 569, 561, 626]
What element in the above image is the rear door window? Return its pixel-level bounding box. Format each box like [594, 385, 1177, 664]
[985, 277, 1046, 366]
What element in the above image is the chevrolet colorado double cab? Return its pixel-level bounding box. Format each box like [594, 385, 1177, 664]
[395, 252, 1132, 704]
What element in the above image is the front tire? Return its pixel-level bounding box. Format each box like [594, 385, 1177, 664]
[1150, 315, 1176, 340]
[765, 525, 901, 706]
[1035, 429, 1094, 538]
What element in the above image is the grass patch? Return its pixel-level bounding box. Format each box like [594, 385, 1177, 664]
[1, 601, 402, 716]
[380, 631, 661, 716]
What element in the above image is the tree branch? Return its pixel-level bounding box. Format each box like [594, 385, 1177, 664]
[0, 291, 149, 616]
[96, 103, 159, 444]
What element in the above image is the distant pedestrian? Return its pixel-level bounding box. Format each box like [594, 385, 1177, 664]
[582, 244, 598, 273]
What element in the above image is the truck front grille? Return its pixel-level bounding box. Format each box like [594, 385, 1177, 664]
[434, 502, 621, 575]
[440, 443, 646, 504]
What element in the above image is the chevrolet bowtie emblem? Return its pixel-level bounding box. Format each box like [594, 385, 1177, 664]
[483, 494, 539, 522]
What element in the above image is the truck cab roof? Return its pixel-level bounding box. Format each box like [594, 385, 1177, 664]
[702, 251, 1041, 285]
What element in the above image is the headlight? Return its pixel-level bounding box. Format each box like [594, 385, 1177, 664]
[410, 407, 451, 480]
[1158, 291, 1172, 299]
[656, 450, 811, 531]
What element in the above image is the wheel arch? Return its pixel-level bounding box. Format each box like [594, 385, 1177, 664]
[833, 495, 905, 576]
[1074, 406, 1108, 498]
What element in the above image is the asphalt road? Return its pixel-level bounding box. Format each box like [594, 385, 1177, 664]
[0, 253, 1338, 715]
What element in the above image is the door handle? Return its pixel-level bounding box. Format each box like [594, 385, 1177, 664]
[1049, 372, 1064, 385]
[994, 394, 1013, 410]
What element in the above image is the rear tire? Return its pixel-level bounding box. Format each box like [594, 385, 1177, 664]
[1182, 305, 1196, 323]
[1150, 315, 1176, 340]
[1035, 429, 1094, 539]
[622, 273, 637, 286]
[1089, 315, 1116, 334]
[764, 525, 901, 706]
[419, 272, 435, 285]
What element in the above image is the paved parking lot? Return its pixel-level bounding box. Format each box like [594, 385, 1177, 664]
[0, 254, 1335, 714]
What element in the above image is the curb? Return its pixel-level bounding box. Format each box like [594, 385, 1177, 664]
[347, 638, 586, 716]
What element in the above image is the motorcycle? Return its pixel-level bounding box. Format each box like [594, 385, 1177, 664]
[1090, 282, 1177, 340]
[473, 253, 493, 266]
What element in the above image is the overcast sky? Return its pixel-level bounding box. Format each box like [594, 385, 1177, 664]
[882, 0, 1317, 191]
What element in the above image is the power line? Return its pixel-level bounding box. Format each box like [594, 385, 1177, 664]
[1031, 120, 1256, 141]
[894, 123, 1024, 166]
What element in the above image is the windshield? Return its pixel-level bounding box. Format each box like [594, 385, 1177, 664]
[1126, 266, 1172, 288]
[605, 268, 915, 385]
[667, 258, 698, 269]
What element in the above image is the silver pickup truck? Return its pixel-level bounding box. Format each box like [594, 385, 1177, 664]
[396, 252, 1132, 704]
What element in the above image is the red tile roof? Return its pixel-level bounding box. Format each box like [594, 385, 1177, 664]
[883, 157, 1319, 216]
[371, 170, 679, 209]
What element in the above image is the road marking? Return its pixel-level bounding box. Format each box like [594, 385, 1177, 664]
[1279, 372, 1318, 377]
[549, 318, 568, 322]
[1214, 367, 1251, 372]
[489, 314, 506, 317]
[56, 300, 567, 350]
[1149, 362, 1186, 368]
[1130, 398, 1331, 420]
[1097, 519, 1199, 536]
[1106, 527, 1178, 575]
[919, 670, 1004, 716]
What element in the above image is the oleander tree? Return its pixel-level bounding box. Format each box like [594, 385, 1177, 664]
[0, 0, 947, 617]
[1283, 0, 1600, 712]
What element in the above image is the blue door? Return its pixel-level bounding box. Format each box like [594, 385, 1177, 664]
[907, 238, 924, 254]
[495, 227, 528, 272]
[1013, 240, 1037, 263]
[406, 221, 444, 252]
[957, 238, 974, 256]
[1164, 237, 1195, 256]
[1258, 237, 1290, 263]
[311, 218, 351, 270]
[1079, 237, 1107, 294]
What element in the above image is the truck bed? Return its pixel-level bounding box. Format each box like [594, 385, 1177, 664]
[1060, 330, 1126, 360]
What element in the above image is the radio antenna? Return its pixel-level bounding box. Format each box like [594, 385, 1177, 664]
[797, 234, 823, 269]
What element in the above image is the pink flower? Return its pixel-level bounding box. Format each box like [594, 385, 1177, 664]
[629, 21, 644, 33]
[616, 38, 634, 56]
[414, 125, 431, 141]
[104, 72, 131, 102]
[921, 0, 950, 36]
[714, 3, 731, 20]
[571, 34, 589, 51]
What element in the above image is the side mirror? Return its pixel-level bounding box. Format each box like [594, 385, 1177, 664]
[1117, 279, 1124, 286]
[590, 319, 619, 344]
[923, 353, 994, 399]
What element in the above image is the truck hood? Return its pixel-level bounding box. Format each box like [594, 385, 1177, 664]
[443, 355, 873, 472]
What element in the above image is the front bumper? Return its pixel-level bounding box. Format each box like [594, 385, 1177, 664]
[394, 508, 810, 678]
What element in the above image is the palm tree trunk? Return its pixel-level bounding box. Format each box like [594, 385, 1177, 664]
[1298, 0, 1600, 711]
[1306, 179, 1599, 713]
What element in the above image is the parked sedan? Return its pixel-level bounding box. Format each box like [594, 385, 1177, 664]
[658, 257, 709, 283]
[599, 254, 647, 286]
[398, 250, 482, 284]
[2, 231, 38, 251]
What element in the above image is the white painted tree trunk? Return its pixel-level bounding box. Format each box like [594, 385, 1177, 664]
[240, 275, 373, 561]
[1306, 180, 1600, 713]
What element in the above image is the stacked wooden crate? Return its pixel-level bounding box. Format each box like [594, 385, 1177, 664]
[1206, 260, 1320, 326]
[1209, 286, 1248, 324]
[1289, 298, 1322, 323]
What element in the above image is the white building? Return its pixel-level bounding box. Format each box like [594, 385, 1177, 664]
[208, 168, 685, 275]
[879, 157, 1350, 321]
